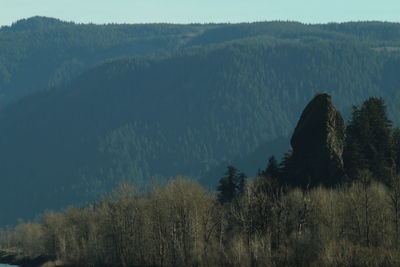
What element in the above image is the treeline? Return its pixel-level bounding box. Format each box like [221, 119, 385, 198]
[2, 176, 400, 266]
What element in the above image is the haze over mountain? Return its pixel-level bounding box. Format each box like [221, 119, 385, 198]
[1, 17, 400, 225]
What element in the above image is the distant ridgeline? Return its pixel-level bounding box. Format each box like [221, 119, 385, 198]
[1, 17, 400, 225]
[2, 17, 400, 108]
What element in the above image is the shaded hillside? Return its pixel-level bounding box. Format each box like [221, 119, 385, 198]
[0, 16, 208, 106]
[1, 35, 400, 224]
[2, 17, 400, 108]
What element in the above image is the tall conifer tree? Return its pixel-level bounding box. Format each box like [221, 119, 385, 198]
[344, 97, 395, 184]
[217, 165, 246, 204]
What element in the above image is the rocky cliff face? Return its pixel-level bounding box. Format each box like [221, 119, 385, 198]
[289, 93, 345, 187]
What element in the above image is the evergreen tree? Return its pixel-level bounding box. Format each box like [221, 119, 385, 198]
[393, 128, 400, 174]
[344, 97, 395, 185]
[263, 156, 280, 179]
[217, 165, 247, 204]
[279, 149, 294, 185]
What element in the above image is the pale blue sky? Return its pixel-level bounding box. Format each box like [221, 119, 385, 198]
[1, 0, 399, 26]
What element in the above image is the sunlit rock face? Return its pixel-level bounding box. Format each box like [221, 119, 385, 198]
[289, 93, 345, 187]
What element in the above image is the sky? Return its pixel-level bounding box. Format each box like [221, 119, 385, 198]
[0, 0, 399, 26]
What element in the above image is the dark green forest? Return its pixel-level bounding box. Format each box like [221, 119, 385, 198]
[1, 17, 400, 226]
[0, 16, 208, 106]
[1, 94, 400, 267]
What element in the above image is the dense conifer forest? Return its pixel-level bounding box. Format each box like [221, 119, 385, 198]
[1, 95, 400, 267]
[1, 17, 400, 229]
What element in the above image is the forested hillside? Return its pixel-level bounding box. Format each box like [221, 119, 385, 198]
[0, 16, 208, 106]
[2, 93, 400, 266]
[2, 17, 400, 107]
[1, 18, 400, 225]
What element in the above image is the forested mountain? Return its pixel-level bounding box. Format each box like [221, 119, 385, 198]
[2, 17, 400, 108]
[1, 18, 400, 225]
[0, 16, 208, 106]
